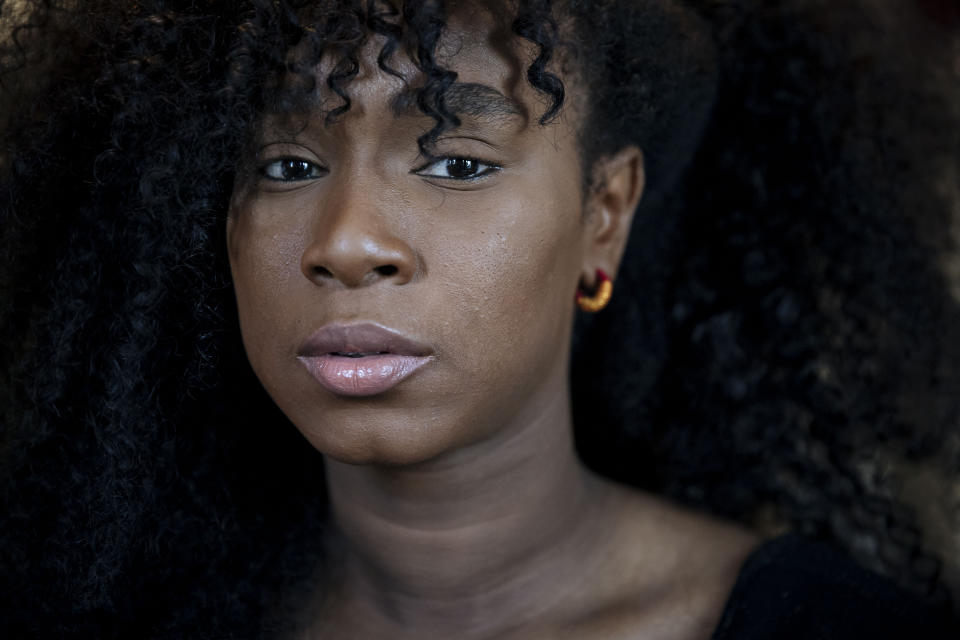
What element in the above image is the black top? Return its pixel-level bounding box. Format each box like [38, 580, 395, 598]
[710, 534, 957, 639]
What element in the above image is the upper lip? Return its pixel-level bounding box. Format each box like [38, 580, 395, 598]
[297, 322, 433, 358]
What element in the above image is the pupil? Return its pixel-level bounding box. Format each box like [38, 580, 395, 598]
[446, 158, 476, 178]
[283, 160, 311, 180]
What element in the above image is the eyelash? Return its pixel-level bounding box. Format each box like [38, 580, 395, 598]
[258, 155, 502, 184]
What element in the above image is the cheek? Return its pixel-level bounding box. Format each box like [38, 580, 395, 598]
[227, 208, 308, 373]
[434, 188, 584, 391]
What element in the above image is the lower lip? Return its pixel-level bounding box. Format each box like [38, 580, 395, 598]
[297, 354, 432, 397]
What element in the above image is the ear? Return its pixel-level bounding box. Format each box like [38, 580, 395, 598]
[225, 188, 247, 261]
[579, 146, 645, 290]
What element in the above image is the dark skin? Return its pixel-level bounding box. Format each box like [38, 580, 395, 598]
[227, 4, 758, 638]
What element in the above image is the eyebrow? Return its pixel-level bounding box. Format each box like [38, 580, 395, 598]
[391, 82, 524, 125]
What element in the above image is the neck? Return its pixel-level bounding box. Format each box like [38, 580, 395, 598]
[320, 381, 611, 636]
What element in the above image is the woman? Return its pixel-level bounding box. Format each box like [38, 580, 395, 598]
[1, 0, 958, 637]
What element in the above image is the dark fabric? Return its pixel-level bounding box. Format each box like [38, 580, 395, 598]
[710, 534, 958, 639]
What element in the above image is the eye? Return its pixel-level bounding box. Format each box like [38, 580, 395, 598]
[260, 158, 326, 182]
[415, 157, 500, 181]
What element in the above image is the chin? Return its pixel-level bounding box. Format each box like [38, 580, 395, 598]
[290, 407, 469, 468]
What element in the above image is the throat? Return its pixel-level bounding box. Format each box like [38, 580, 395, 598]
[318, 408, 608, 636]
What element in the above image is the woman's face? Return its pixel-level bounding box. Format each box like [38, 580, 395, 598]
[227, 6, 636, 466]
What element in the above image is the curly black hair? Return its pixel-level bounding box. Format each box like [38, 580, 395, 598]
[1, 0, 958, 637]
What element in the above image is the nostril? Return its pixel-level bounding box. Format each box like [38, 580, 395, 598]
[375, 265, 399, 277]
[313, 266, 334, 278]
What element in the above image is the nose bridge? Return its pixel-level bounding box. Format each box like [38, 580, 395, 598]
[301, 169, 416, 288]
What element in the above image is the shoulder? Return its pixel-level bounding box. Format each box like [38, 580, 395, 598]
[711, 534, 958, 640]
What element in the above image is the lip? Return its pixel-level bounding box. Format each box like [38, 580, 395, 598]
[297, 323, 434, 397]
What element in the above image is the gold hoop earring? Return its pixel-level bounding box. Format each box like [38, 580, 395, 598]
[576, 269, 613, 313]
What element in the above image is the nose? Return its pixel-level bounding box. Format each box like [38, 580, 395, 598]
[300, 178, 417, 288]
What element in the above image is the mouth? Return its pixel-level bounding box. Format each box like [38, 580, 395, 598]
[330, 351, 388, 358]
[297, 323, 434, 397]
